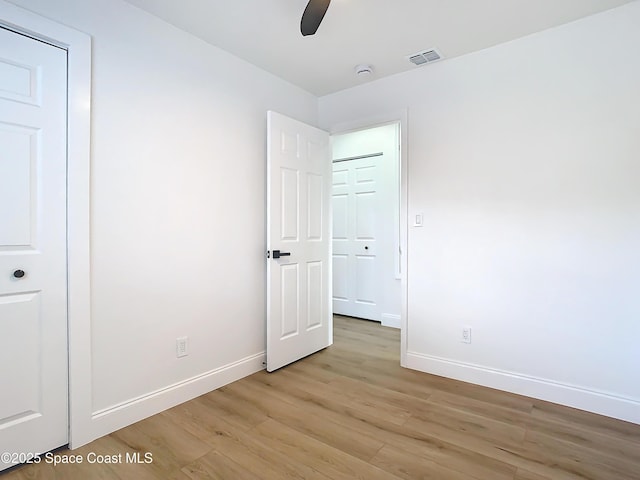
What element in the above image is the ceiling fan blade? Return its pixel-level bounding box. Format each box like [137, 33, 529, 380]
[300, 0, 331, 36]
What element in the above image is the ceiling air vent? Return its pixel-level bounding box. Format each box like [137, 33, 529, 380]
[407, 49, 443, 66]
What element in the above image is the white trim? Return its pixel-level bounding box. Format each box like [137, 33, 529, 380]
[0, 0, 93, 449]
[406, 351, 640, 425]
[381, 314, 401, 329]
[89, 353, 265, 441]
[327, 110, 409, 368]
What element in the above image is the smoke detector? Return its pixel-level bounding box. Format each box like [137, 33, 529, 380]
[354, 64, 373, 76]
[406, 49, 443, 66]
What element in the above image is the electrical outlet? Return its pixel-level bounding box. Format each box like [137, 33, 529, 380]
[461, 326, 471, 344]
[176, 336, 188, 358]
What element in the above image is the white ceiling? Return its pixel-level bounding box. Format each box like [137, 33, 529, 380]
[124, 0, 635, 96]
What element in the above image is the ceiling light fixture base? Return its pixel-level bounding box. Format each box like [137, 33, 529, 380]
[354, 64, 374, 76]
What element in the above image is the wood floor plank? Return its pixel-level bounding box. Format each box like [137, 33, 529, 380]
[523, 409, 640, 464]
[247, 366, 518, 480]
[327, 374, 435, 418]
[250, 419, 401, 480]
[109, 414, 208, 480]
[304, 354, 437, 400]
[118, 413, 211, 463]
[224, 374, 386, 461]
[531, 399, 640, 443]
[426, 390, 531, 426]
[198, 387, 268, 431]
[427, 388, 640, 470]
[246, 367, 421, 439]
[275, 367, 413, 425]
[521, 429, 640, 480]
[405, 400, 527, 448]
[0, 456, 117, 480]
[181, 450, 262, 480]
[370, 444, 483, 480]
[514, 469, 554, 480]
[205, 419, 332, 480]
[81, 435, 169, 480]
[402, 410, 607, 480]
[158, 396, 248, 443]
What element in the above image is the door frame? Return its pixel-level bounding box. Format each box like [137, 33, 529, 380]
[0, 1, 92, 448]
[327, 110, 409, 367]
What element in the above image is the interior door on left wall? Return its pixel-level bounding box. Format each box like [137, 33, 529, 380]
[266, 111, 332, 372]
[0, 27, 68, 471]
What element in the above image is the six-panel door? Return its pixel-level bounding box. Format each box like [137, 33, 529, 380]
[266, 111, 331, 372]
[332, 156, 381, 321]
[0, 27, 68, 470]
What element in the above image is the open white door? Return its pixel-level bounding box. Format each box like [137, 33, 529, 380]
[0, 27, 68, 470]
[266, 111, 332, 372]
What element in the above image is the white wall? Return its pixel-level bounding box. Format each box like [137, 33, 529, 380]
[319, 2, 640, 423]
[331, 124, 401, 326]
[7, 0, 317, 443]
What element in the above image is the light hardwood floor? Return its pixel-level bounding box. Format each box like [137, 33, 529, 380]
[4, 315, 640, 479]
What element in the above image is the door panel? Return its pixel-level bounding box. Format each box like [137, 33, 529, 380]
[0, 27, 68, 471]
[0, 55, 40, 106]
[332, 169, 348, 186]
[307, 174, 323, 240]
[332, 255, 348, 301]
[332, 194, 348, 239]
[0, 125, 35, 245]
[267, 111, 331, 371]
[356, 191, 376, 239]
[281, 168, 299, 240]
[0, 293, 40, 420]
[280, 264, 300, 338]
[306, 261, 323, 329]
[355, 165, 376, 183]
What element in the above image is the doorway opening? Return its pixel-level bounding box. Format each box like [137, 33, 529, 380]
[330, 122, 402, 330]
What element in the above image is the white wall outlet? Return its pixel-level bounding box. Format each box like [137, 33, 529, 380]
[461, 326, 472, 344]
[176, 336, 188, 358]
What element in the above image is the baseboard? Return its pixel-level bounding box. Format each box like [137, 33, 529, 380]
[405, 351, 640, 425]
[85, 352, 266, 444]
[381, 313, 401, 329]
